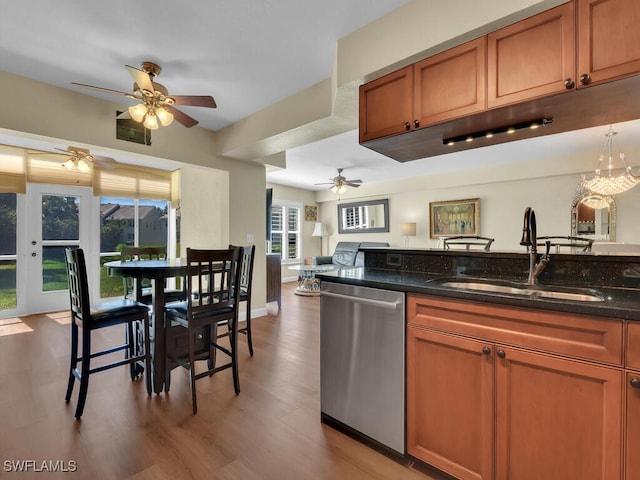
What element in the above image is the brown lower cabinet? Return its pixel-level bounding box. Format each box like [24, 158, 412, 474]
[625, 372, 640, 480]
[407, 294, 625, 480]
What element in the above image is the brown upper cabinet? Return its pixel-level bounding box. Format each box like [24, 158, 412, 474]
[359, 38, 486, 143]
[578, 0, 640, 87]
[487, 2, 574, 108]
[360, 0, 640, 148]
[359, 66, 413, 143]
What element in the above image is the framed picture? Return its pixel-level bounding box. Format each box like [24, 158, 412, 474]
[304, 205, 317, 221]
[429, 198, 480, 238]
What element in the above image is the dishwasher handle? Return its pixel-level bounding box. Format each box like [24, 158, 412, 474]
[321, 290, 402, 310]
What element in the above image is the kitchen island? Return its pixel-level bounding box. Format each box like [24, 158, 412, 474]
[317, 248, 640, 480]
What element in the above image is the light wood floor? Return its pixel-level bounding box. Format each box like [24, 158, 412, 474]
[0, 283, 443, 480]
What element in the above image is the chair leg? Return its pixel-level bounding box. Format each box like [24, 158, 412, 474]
[189, 328, 198, 414]
[231, 315, 240, 395]
[65, 322, 79, 403]
[127, 321, 137, 380]
[245, 304, 253, 357]
[142, 315, 152, 395]
[75, 328, 91, 418]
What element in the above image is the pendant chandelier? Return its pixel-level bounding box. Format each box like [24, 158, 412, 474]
[581, 125, 639, 195]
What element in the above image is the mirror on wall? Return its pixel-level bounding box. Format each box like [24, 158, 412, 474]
[338, 199, 389, 234]
[571, 187, 616, 242]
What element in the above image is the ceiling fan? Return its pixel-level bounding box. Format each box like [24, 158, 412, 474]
[72, 61, 216, 129]
[29, 146, 117, 173]
[315, 168, 363, 193]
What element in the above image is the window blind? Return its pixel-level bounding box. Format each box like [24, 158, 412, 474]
[0, 144, 180, 204]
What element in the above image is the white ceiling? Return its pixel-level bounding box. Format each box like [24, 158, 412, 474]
[2, 0, 640, 191]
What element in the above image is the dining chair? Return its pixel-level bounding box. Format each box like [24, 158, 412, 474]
[218, 244, 255, 356]
[120, 245, 185, 304]
[64, 247, 152, 419]
[443, 235, 495, 252]
[164, 247, 242, 414]
[536, 235, 594, 253]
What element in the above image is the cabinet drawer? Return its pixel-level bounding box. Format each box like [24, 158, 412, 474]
[408, 294, 623, 365]
[627, 322, 640, 370]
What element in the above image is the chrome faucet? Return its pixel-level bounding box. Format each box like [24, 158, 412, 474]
[520, 207, 550, 284]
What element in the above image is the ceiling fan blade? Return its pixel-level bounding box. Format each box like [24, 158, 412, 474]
[314, 182, 335, 185]
[347, 179, 363, 184]
[92, 156, 117, 170]
[126, 65, 154, 93]
[346, 183, 361, 187]
[171, 95, 217, 108]
[71, 82, 136, 99]
[168, 106, 199, 128]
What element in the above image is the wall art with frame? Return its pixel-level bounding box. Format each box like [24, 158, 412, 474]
[429, 198, 480, 238]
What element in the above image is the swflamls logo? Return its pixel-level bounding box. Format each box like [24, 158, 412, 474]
[3, 460, 78, 473]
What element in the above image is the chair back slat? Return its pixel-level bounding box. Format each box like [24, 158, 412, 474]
[186, 247, 242, 318]
[230, 244, 255, 292]
[64, 248, 91, 320]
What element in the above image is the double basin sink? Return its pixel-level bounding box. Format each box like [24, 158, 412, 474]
[427, 277, 606, 303]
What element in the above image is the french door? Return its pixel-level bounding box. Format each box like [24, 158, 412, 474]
[25, 184, 96, 314]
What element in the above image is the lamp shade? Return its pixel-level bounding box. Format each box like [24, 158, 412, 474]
[312, 222, 328, 237]
[400, 222, 417, 237]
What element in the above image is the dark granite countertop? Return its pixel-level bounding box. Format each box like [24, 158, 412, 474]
[316, 265, 640, 322]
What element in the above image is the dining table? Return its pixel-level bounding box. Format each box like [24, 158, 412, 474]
[104, 258, 188, 394]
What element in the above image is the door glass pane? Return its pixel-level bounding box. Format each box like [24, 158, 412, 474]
[41, 195, 79, 292]
[42, 246, 70, 292]
[0, 193, 17, 309]
[42, 195, 79, 241]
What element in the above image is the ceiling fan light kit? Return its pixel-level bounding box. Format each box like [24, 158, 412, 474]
[316, 168, 363, 193]
[72, 61, 216, 130]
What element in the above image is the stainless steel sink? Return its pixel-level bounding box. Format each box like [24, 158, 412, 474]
[430, 278, 605, 302]
[531, 290, 605, 302]
[441, 281, 530, 296]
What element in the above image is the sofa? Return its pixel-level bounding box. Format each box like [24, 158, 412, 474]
[313, 241, 389, 268]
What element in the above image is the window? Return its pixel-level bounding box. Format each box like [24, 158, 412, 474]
[269, 201, 301, 263]
[99, 197, 178, 299]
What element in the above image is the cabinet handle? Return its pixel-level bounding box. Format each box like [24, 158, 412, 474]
[482, 346, 491, 355]
[404, 122, 411, 130]
[496, 349, 506, 359]
[414, 119, 420, 128]
[579, 73, 591, 85]
[631, 378, 640, 389]
[563, 78, 575, 89]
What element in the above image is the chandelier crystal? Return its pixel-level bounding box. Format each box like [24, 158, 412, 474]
[581, 125, 639, 195]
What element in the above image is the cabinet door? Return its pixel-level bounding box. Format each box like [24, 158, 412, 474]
[627, 322, 640, 370]
[626, 372, 640, 480]
[359, 66, 413, 142]
[407, 327, 493, 480]
[487, 2, 575, 107]
[413, 37, 486, 127]
[577, 0, 640, 86]
[495, 347, 622, 480]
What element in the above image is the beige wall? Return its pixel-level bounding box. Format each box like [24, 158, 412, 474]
[0, 70, 268, 312]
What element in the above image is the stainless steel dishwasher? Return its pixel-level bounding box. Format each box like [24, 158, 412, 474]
[320, 281, 405, 454]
